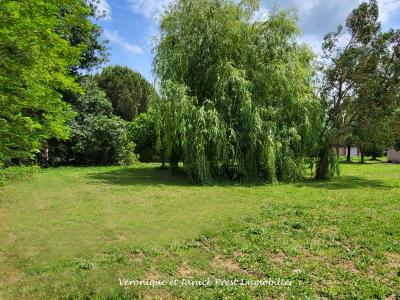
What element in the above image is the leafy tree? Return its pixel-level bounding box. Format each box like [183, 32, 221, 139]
[50, 78, 138, 166]
[152, 0, 321, 183]
[317, 0, 400, 177]
[0, 0, 102, 164]
[365, 143, 385, 160]
[96, 66, 155, 121]
[68, 0, 109, 74]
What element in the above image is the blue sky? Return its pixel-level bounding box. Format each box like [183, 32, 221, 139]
[94, 0, 400, 82]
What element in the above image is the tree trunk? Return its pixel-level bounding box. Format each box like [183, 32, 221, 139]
[335, 145, 339, 157]
[346, 145, 351, 162]
[161, 150, 166, 169]
[41, 143, 49, 168]
[316, 147, 329, 180]
[170, 147, 180, 174]
[360, 147, 365, 163]
[161, 158, 165, 169]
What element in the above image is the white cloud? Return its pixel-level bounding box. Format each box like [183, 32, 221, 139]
[103, 29, 144, 55]
[127, 0, 172, 21]
[252, 4, 269, 22]
[120, 0, 399, 59]
[95, 0, 112, 20]
[378, 0, 400, 25]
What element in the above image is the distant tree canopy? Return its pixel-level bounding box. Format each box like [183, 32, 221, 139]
[96, 66, 155, 121]
[152, 0, 322, 183]
[0, 0, 107, 165]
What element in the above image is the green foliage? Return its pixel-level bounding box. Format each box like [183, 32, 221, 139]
[70, 78, 114, 116]
[314, 145, 340, 180]
[96, 66, 155, 121]
[388, 105, 400, 150]
[318, 0, 400, 174]
[68, 0, 109, 74]
[0, 0, 98, 164]
[52, 78, 138, 166]
[70, 114, 137, 166]
[364, 143, 385, 159]
[128, 113, 158, 162]
[153, 0, 321, 183]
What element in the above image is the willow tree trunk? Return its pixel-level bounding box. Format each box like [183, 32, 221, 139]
[316, 147, 329, 180]
[161, 155, 166, 169]
[170, 147, 180, 174]
[346, 145, 351, 162]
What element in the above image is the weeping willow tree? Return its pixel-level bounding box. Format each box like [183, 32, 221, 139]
[152, 0, 322, 183]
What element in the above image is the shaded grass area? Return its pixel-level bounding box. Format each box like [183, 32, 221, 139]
[0, 161, 399, 299]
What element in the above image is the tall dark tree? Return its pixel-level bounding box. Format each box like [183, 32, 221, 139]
[96, 66, 155, 121]
[317, 0, 400, 177]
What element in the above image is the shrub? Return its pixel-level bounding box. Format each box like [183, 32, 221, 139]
[50, 78, 138, 166]
[128, 113, 158, 162]
[70, 114, 137, 165]
[364, 144, 385, 160]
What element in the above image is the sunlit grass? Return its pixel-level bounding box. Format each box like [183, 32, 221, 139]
[0, 160, 399, 299]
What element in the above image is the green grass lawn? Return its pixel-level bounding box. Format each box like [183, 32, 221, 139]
[0, 161, 399, 299]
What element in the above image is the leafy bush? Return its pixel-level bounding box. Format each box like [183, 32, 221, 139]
[128, 113, 158, 162]
[364, 144, 385, 160]
[70, 114, 137, 165]
[50, 78, 138, 166]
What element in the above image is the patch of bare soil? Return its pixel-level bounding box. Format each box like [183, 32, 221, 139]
[176, 261, 206, 278]
[211, 254, 247, 274]
[127, 251, 146, 263]
[145, 265, 162, 281]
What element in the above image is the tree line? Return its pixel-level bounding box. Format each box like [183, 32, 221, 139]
[0, 0, 157, 167]
[1, 0, 399, 182]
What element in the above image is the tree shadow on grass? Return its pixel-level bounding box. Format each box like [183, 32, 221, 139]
[87, 166, 197, 187]
[87, 166, 269, 188]
[87, 166, 393, 190]
[295, 176, 392, 190]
